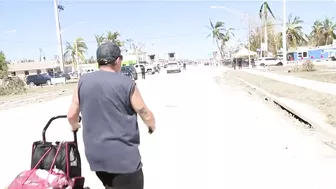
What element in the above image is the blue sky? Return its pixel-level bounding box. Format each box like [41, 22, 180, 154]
[0, 0, 336, 61]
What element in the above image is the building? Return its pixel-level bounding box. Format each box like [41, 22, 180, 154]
[7, 61, 94, 78]
[7, 61, 60, 78]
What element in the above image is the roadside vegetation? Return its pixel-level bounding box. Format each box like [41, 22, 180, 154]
[0, 51, 26, 96]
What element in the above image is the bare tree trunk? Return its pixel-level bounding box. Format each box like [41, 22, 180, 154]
[216, 39, 224, 61]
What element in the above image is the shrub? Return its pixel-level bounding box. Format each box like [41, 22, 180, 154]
[0, 51, 27, 96]
[287, 60, 316, 73]
[0, 76, 27, 96]
[300, 60, 316, 72]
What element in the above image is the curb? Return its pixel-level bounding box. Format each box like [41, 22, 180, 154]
[238, 78, 336, 141]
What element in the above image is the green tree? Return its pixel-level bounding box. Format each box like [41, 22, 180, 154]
[106, 31, 123, 46]
[207, 19, 227, 60]
[322, 17, 336, 45]
[0, 51, 7, 72]
[286, 13, 307, 48]
[0, 51, 8, 78]
[310, 20, 324, 46]
[65, 37, 88, 69]
[94, 34, 105, 47]
[249, 23, 279, 56]
[220, 28, 235, 56]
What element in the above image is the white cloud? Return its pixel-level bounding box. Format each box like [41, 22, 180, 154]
[3, 29, 16, 34]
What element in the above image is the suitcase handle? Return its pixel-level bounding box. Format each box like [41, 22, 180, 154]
[42, 115, 82, 144]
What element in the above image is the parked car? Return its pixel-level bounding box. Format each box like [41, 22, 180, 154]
[50, 72, 71, 80]
[26, 73, 52, 86]
[255, 57, 283, 66]
[166, 62, 181, 74]
[121, 65, 138, 80]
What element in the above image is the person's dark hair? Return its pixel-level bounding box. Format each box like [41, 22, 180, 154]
[97, 58, 117, 66]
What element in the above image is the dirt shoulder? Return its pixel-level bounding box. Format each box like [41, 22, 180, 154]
[265, 64, 336, 83]
[223, 70, 336, 126]
[0, 82, 77, 111]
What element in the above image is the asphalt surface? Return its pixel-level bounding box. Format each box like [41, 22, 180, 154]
[1, 66, 336, 189]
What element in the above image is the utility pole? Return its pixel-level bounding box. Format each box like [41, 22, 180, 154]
[246, 14, 252, 68]
[260, 22, 263, 58]
[75, 40, 81, 77]
[282, 0, 287, 65]
[136, 48, 139, 63]
[53, 0, 65, 72]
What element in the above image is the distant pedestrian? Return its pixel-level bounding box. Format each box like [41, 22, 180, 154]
[141, 66, 146, 79]
[183, 63, 186, 71]
[238, 59, 242, 69]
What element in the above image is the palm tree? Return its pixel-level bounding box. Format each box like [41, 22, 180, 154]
[207, 19, 227, 60]
[259, 1, 275, 55]
[94, 34, 105, 47]
[286, 13, 307, 48]
[322, 17, 336, 45]
[221, 28, 235, 46]
[220, 28, 235, 57]
[106, 31, 123, 46]
[310, 20, 324, 46]
[65, 37, 88, 70]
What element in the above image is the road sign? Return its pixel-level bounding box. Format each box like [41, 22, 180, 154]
[261, 43, 267, 51]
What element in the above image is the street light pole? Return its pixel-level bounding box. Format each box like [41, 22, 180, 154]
[53, 0, 65, 72]
[75, 40, 82, 77]
[245, 14, 252, 68]
[282, 0, 287, 65]
[75, 40, 79, 68]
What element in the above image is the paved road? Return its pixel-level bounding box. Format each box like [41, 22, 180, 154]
[1, 67, 336, 189]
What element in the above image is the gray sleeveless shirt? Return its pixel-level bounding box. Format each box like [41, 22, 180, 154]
[78, 70, 141, 174]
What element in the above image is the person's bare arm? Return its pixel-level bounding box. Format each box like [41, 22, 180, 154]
[131, 85, 156, 132]
[67, 85, 81, 131]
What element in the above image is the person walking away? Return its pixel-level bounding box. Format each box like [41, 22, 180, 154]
[183, 62, 186, 71]
[67, 41, 156, 189]
[141, 66, 146, 79]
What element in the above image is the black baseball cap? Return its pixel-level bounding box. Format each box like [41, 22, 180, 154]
[96, 41, 122, 63]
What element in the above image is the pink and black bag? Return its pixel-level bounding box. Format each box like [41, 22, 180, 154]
[8, 115, 85, 189]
